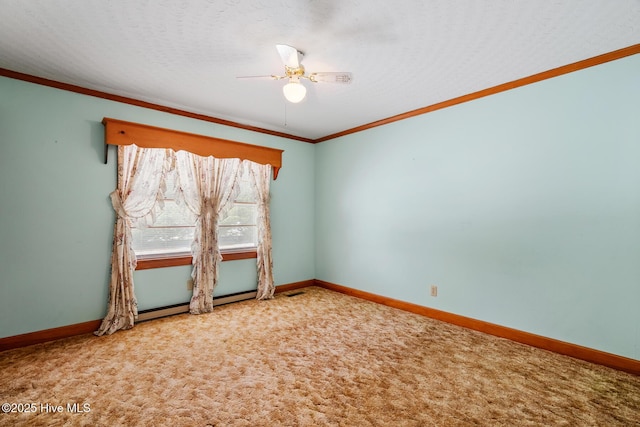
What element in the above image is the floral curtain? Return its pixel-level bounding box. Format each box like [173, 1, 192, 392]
[96, 145, 169, 336]
[175, 152, 241, 314]
[248, 161, 275, 300]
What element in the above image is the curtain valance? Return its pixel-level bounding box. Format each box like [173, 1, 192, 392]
[102, 117, 284, 179]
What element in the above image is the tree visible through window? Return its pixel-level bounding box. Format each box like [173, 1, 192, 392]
[131, 165, 258, 258]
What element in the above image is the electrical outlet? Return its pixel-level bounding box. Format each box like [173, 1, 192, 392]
[430, 285, 438, 297]
[187, 278, 194, 290]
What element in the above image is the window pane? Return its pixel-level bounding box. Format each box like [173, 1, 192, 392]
[235, 162, 257, 203]
[131, 226, 194, 257]
[152, 200, 197, 226]
[220, 203, 257, 226]
[163, 170, 180, 198]
[235, 178, 257, 202]
[131, 164, 260, 258]
[219, 225, 257, 250]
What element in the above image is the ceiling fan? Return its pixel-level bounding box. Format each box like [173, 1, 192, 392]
[238, 44, 353, 103]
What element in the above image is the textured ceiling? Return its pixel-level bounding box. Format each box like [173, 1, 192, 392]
[1, 1, 639, 140]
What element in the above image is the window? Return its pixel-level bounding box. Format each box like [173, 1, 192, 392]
[103, 118, 282, 271]
[131, 164, 258, 262]
[218, 166, 258, 252]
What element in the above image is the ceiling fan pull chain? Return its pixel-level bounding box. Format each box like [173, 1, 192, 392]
[284, 101, 288, 127]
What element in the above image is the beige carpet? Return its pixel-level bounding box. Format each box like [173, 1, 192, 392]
[1, 286, 638, 426]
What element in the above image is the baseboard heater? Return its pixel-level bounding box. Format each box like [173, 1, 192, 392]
[136, 290, 257, 323]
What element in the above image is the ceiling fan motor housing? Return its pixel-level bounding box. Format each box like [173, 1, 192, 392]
[285, 65, 305, 78]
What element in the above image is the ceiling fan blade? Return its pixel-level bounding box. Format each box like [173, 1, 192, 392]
[309, 72, 353, 84]
[276, 44, 303, 68]
[236, 75, 284, 80]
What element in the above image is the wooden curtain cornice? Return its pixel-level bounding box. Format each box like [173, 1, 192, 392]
[102, 117, 283, 179]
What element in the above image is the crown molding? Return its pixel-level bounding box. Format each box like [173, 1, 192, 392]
[2, 43, 638, 144]
[314, 43, 640, 142]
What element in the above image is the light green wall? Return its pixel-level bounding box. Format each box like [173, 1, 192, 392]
[315, 54, 640, 360]
[0, 76, 315, 338]
[2, 54, 638, 361]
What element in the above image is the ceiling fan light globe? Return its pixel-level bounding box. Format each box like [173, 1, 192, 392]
[283, 82, 306, 103]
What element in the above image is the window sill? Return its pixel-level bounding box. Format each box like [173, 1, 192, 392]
[135, 250, 257, 270]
